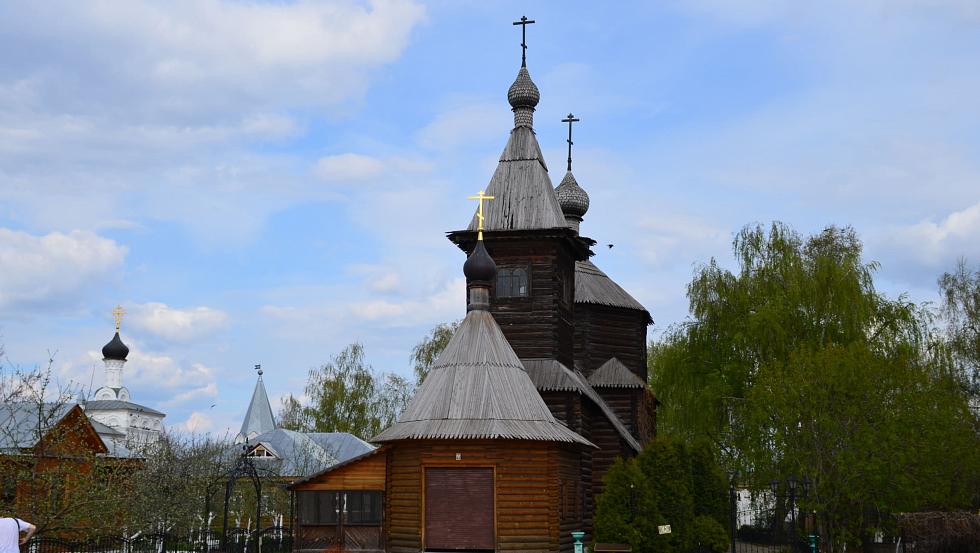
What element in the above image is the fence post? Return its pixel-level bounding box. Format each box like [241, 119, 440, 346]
[729, 480, 737, 553]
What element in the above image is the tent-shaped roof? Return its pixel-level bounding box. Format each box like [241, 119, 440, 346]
[575, 260, 652, 322]
[372, 310, 593, 446]
[237, 374, 276, 442]
[464, 126, 568, 232]
[522, 358, 641, 453]
[588, 357, 646, 389]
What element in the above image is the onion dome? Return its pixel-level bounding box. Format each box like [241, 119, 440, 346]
[508, 66, 540, 128]
[463, 239, 497, 285]
[508, 66, 540, 109]
[556, 171, 590, 218]
[102, 332, 129, 361]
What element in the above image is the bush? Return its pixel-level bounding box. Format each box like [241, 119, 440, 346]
[692, 516, 729, 553]
[594, 438, 731, 553]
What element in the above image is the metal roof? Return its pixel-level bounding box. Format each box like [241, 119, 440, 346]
[372, 309, 593, 447]
[522, 358, 642, 453]
[0, 402, 72, 450]
[463, 126, 568, 232]
[588, 357, 646, 389]
[288, 446, 387, 489]
[575, 260, 652, 321]
[230, 428, 375, 478]
[83, 399, 165, 416]
[237, 375, 276, 441]
[89, 419, 125, 437]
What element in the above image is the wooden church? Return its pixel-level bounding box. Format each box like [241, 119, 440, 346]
[289, 18, 655, 553]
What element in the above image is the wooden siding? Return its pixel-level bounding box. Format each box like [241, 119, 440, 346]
[574, 304, 648, 382]
[479, 238, 578, 369]
[385, 441, 584, 553]
[594, 388, 639, 438]
[292, 450, 386, 491]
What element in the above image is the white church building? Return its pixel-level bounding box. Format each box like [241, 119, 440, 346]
[82, 312, 166, 451]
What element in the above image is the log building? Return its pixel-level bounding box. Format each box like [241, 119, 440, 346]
[290, 20, 655, 553]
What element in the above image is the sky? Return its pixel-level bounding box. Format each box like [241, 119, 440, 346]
[1, 0, 978, 437]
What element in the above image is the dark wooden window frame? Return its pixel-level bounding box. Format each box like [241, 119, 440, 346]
[298, 490, 382, 526]
[495, 266, 531, 299]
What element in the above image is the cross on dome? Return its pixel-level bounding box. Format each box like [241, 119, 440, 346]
[513, 15, 535, 67]
[562, 113, 580, 171]
[468, 190, 495, 241]
[112, 304, 126, 332]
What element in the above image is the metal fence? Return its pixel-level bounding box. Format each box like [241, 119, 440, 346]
[21, 527, 292, 553]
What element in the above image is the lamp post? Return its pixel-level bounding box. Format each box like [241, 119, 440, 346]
[728, 471, 738, 553]
[770, 475, 810, 553]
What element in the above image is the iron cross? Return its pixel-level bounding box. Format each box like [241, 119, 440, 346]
[562, 113, 580, 171]
[513, 15, 535, 67]
[468, 190, 495, 240]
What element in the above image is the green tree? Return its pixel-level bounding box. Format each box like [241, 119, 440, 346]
[282, 343, 414, 438]
[594, 438, 730, 553]
[410, 321, 460, 384]
[648, 222, 980, 550]
[939, 258, 980, 398]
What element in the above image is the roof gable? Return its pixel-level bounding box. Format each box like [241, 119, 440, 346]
[372, 310, 592, 446]
[575, 260, 651, 321]
[522, 359, 642, 453]
[588, 357, 646, 389]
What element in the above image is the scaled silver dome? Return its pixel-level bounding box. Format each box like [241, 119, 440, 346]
[555, 171, 590, 218]
[507, 66, 540, 109]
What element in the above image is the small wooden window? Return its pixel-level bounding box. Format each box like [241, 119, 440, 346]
[497, 267, 530, 298]
[299, 491, 339, 525]
[344, 491, 382, 524]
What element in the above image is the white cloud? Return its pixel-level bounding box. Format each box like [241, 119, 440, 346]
[314, 153, 386, 182]
[874, 202, 980, 270]
[0, 229, 126, 315]
[0, 0, 426, 242]
[110, 349, 216, 391]
[415, 103, 510, 150]
[181, 411, 213, 433]
[128, 302, 230, 342]
[161, 382, 219, 408]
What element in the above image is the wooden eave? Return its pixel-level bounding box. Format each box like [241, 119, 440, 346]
[447, 228, 595, 261]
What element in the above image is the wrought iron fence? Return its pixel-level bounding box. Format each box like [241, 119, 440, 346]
[21, 527, 291, 553]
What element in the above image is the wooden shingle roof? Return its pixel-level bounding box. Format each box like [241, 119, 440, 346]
[588, 357, 646, 389]
[372, 310, 593, 447]
[575, 260, 652, 322]
[464, 126, 568, 232]
[522, 358, 642, 453]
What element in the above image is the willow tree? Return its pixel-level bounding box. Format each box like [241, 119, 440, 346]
[649, 223, 980, 550]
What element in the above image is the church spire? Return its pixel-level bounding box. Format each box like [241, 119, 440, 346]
[508, 16, 540, 128]
[555, 113, 590, 233]
[236, 364, 276, 444]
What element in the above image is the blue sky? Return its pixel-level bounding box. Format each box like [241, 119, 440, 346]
[1, 0, 978, 436]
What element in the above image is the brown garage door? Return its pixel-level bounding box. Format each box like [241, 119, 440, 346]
[425, 467, 494, 550]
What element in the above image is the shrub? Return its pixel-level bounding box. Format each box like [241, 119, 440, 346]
[594, 438, 731, 553]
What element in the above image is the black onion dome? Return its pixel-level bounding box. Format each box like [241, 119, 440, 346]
[508, 66, 540, 109]
[555, 171, 590, 217]
[102, 332, 129, 361]
[463, 239, 497, 284]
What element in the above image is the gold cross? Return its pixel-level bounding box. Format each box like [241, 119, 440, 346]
[468, 190, 495, 240]
[112, 305, 126, 332]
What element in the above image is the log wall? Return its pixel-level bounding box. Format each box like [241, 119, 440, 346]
[573, 305, 648, 381]
[385, 440, 585, 553]
[480, 239, 577, 369]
